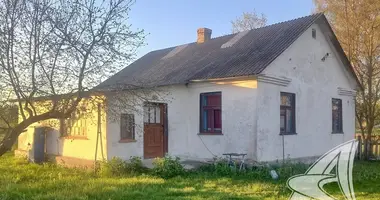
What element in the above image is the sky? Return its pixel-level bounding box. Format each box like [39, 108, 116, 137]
[128, 0, 315, 59]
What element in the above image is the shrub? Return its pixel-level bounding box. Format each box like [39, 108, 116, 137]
[273, 162, 310, 180]
[214, 161, 236, 176]
[126, 156, 148, 174]
[244, 165, 271, 180]
[197, 158, 240, 176]
[152, 156, 185, 179]
[195, 158, 311, 180]
[97, 156, 148, 177]
[98, 157, 127, 177]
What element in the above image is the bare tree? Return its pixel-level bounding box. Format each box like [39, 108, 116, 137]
[231, 10, 267, 33]
[314, 0, 380, 159]
[0, 0, 147, 156]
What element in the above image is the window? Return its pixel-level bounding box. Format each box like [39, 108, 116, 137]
[143, 104, 161, 124]
[280, 92, 296, 134]
[200, 92, 222, 134]
[61, 110, 87, 137]
[312, 28, 316, 39]
[332, 98, 343, 133]
[120, 114, 135, 140]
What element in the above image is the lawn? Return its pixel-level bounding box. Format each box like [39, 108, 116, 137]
[0, 154, 380, 199]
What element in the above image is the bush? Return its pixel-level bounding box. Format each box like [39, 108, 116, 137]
[126, 156, 148, 174]
[98, 157, 127, 177]
[152, 156, 185, 179]
[195, 158, 310, 180]
[197, 160, 236, 176]
[273, 162, 310, 180]
[245, 165, 271, 180]
[214, 161, 236, 176]
[97, 156, 148, 177]
[197, 157, 248, 176]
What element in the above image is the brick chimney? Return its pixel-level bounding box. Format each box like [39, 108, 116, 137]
[197, 28, 212, 44]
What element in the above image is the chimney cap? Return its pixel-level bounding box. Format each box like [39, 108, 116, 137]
[197, 27, 212, 33]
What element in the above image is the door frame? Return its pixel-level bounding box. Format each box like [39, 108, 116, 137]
[143, 102, 168, 159]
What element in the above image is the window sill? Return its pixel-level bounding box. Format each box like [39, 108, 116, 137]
[61, 136, 89, 140]
[280, 132, 297, 136]
[119, 139, 137, 143]
[331, 132, 344, 134]
[198, 132, 223, 136]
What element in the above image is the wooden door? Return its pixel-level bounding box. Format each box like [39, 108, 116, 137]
[143, 103, 167, 159]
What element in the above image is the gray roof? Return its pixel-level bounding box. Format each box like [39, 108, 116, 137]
[97, 13, 358, 90]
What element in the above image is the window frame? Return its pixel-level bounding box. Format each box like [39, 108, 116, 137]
[199, 92, 222, 135]
[120, 113, 135, 142]
[332, 98, 343, 134]
[280, 92, 296, 135]
[60, 110, 88, 139]
[143, 103, 161, 125]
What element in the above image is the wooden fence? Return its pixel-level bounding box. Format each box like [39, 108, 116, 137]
[356, 135, 380, 160]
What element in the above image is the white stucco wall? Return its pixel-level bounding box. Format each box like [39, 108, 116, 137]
[105, 93, 145, 160]
[255, 24, 357, 162]
[106, 22, 357, 163]
[106, 79, 258, 160]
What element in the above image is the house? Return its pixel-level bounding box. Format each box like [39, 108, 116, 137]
[15, 13, 360, 166]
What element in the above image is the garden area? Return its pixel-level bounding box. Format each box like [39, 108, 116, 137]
[0, 153, 380, 199]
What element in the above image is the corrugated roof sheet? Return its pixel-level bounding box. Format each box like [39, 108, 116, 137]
[97, 13, 323, 90]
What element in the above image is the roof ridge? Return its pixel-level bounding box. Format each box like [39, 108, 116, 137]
[96, 13, 328, 90]
[211, 13, 322, 40]
[234, 12, 323, 35]
[146, 13, 324, 54]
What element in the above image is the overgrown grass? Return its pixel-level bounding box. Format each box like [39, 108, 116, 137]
[0, 153, 380, 199]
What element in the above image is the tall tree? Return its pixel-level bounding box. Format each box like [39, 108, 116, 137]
[314, 0, 380, 159]
[0, 0, 146, 156]
[231, 10, 267, 33]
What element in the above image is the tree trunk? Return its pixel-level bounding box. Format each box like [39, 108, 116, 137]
[0, 111, 64, 156]
[364, 138, 370, 160]
[0, 123, 30, 156]
[364, 128, 373, 160]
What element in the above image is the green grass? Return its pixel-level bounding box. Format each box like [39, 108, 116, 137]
[1, 154, 380, 199]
